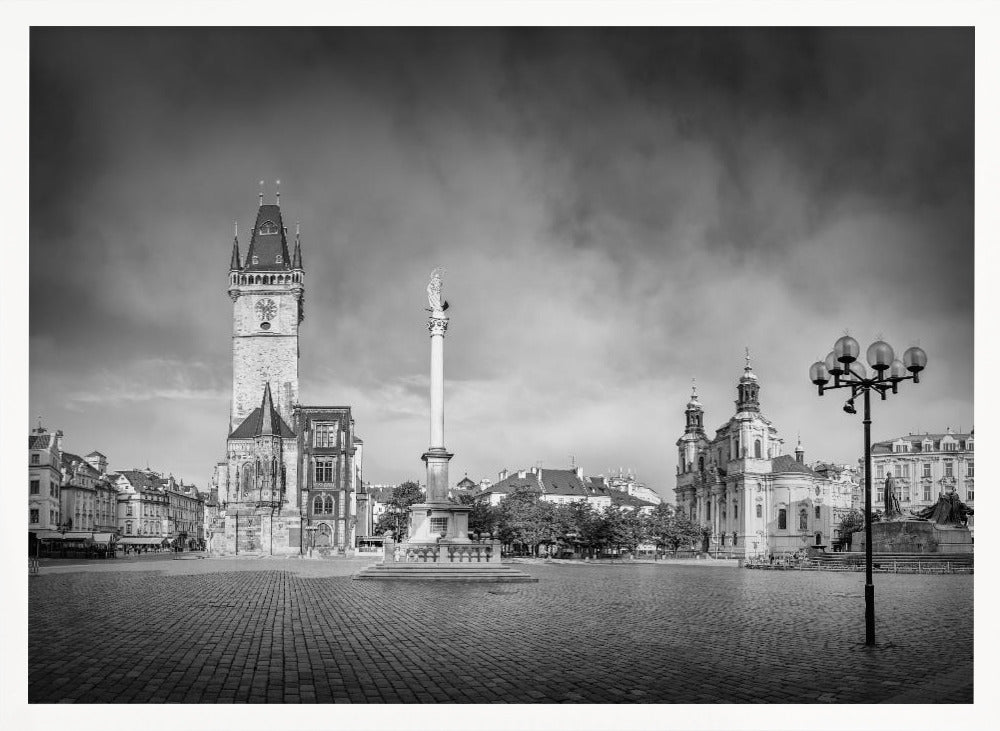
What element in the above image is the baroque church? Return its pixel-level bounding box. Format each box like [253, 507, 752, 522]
[208, 192, 361, 555]
[674, 353, 853, 558]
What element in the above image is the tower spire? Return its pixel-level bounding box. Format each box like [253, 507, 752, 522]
[230, 221, 241, 271]
[292, 222, 303, 269]
[258, 382, 277, 436]
[258, 180, 264, 207]
[275, 179, 281, 206]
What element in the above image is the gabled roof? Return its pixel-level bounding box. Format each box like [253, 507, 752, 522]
[229, 383, 296, 439]
[483, 473, 542, 496]
[117, 470, 163, 492]
[456, 476, 477, 489]
[770, 454, 821, 477]
[243, 204, 292, 272]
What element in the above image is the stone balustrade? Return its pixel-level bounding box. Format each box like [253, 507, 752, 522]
[382, 538, 501, 564]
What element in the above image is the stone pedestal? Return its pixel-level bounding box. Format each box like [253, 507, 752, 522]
[853, 520, 974, 554]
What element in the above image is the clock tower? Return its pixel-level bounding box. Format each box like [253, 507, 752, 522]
[227, 199, 304, 432]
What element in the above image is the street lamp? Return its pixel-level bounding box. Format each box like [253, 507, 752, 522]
[809, 335, 926, 647]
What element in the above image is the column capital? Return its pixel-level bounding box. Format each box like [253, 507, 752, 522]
[427, 315, 449, 336]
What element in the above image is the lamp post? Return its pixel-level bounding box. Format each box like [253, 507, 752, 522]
[809, 336, 926, 647]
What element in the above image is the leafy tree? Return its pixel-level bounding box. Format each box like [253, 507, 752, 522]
[373, 481, 423, 541]
[837, 509, 865, 545]
[496, 487, 559, 556]
[456, 492, 497, 537]
[644, 503, 700, 556]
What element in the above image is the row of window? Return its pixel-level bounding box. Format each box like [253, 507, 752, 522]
[698, 503, 824, 528]
[876, 461, 973, 480]
[29, 479, 59, 497]
[876, 485, 974, 502]
[892, 440, 972, 453]
[311, 493, 347, 516]
[29, 509, 58, 525]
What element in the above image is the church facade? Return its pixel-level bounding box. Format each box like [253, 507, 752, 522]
[210, 194, 359, 556]
[674, 355, 848, 557]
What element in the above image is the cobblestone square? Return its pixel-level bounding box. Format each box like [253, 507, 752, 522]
[28, 556, 972, 703]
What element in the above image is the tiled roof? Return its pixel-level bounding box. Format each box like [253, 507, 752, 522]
[29, 433, 52, 450]
[117, 470, 163, 492]
[484, 473, 542, 495]
[770, 455, 821, 477]
[229, 385, 296, 439]
[456, 476, 477, 489]
[609, 491, 656, 509]
[872, 432, 973, 454]
[243, 204, 292, 272]
[539, 468, 593, 497]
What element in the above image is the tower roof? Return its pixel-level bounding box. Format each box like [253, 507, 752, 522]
[229, 383, 296, 439]
[740, 347, 758, 382]
[686, 379, 702, 409]
[244, 204, 292, 272]
[292, 225, 303, 269]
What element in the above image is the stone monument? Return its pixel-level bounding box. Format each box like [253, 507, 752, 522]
[354, 269, 535, 581]
[854, 486, 974, 554]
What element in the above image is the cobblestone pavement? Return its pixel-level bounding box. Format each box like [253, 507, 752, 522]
[28, 556, 973, 703]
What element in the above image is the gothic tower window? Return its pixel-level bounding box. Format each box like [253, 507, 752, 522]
[259, 221, 279, 235]
[698, 456, 704, 472]
[754, 439, 762, 458]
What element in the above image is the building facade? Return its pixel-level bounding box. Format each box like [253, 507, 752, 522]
[867, 429, 974, 529]
[674, 357, 844, 557]
[211, 194, 361, 556]
[29, 426, 63, 535]
[297, 406, 357, 552]
[482, 467, 612, 509]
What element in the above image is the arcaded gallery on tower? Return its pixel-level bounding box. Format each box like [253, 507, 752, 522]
[207, 194, 363, 556]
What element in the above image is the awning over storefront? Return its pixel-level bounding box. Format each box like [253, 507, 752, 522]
[35, 531, 97, 542]
[119, 537, 170, 545]
[92, 533, 116, 544]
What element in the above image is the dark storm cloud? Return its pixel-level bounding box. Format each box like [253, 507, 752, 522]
[29, 28, 973, 489]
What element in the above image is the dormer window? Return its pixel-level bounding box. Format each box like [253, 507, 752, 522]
[259, 221, 279, 235]
[252, 255, 259, 265]
[275, 255, 283, 264]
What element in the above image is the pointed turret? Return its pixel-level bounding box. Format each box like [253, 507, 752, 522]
[258, 382, 278, 436]
[292, 223, 303, 269]
[684, 379, 705, 434]
[230, 222, 241, 271]
[795, 435, 805, 464]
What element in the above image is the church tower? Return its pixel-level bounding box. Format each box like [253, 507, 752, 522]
[219, 188, 304, 555]
[227, 192, 305, 431]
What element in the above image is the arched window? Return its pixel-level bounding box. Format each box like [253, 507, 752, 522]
[815, 532, 823, 545]
[324, 495, 334, 514]
[799, 509, 808, 531]
[698, 456, 705, 472]
[706, 502, 711, 520]
[778, 508, 787, 529]
[754, 439, 762, 459]
[733, 502, 738, 520]
[242, 463, 252, 493]
[312, 495, 324, 514]
[756, 504, 762, 519]
[259, 220, 279, 235]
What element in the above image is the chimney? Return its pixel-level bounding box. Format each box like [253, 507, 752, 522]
[499, 469, 508, 482]
[575, 466, 584, 479]
[517, 470, 526, 479]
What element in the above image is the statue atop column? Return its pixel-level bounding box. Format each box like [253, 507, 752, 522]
[427, 267, 448, 315]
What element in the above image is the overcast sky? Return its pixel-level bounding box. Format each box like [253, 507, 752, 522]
[29, 28, 974, 496]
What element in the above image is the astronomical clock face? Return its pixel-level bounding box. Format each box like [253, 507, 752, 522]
[255, 298, 277, 322]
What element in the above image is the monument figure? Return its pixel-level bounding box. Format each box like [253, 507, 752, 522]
[911, 489, 973, 527]
[882, 473, 902, 520]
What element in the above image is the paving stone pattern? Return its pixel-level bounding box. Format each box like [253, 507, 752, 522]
[28, 557, 973, 703]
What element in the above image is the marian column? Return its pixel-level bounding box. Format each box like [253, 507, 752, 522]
[424, 267, 451, 503]
[406, 268, 471, 543]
